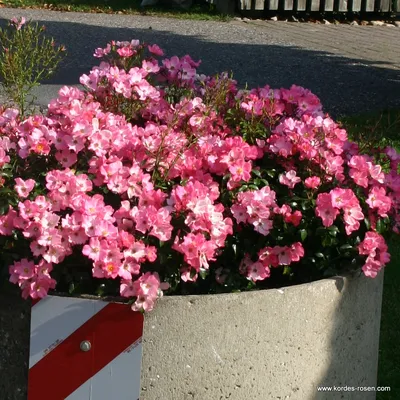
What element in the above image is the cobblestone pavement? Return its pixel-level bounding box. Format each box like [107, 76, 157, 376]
[0, 7, 399, 400]
[247, 20, 400, 69]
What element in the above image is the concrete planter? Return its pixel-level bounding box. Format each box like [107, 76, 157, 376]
[0, 272, 384, 400]
[140, 273, 384, 400]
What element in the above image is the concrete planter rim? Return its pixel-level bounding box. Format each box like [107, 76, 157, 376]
[47, 269, 363, 303]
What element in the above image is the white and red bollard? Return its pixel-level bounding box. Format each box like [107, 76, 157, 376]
[28, 296, 144, 400]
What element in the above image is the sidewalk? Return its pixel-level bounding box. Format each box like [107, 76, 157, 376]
[0, 8, 399, 116]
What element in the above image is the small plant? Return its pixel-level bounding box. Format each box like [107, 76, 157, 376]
[0, 17, 66, 118]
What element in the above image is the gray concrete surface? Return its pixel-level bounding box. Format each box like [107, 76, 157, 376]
[0, 7, 397, 399]
[141, 273, 383, 400]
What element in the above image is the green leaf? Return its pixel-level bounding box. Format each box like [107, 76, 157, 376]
[232, 244, 237, 255]
[190, 268, 197, 279]
[283, 266, 291, 275]
[328, 225, 339, 237]
[246, 281, 255, 290]
[299, 229, 307, 242]
[266, 169, 276, 178]
[339, 244, 353, 251]
[315, 253, 325, 258]
[68, 282, 75, 294]
[199, 269, 208, 279]
[364, 218, 371, 230]
[252, 169, 261, 177]
[0, 170, 13, 178]
[301, 201, 309, 211]
[322, 236, 333, 247]
[376, 218, 385, 234]
[96, 284, 106, 296]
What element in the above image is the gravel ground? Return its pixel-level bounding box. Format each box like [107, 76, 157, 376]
[0, 7, 399, 400]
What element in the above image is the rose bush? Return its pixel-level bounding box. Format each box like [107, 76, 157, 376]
[0, 39, 399, 312]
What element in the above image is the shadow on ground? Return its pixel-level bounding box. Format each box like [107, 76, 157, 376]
[1, 17, 400, 116]
[312, 274, 384, 400]
[0, 16, 399, 400]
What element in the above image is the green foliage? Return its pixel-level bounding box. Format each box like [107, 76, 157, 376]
[377, 236, 400, 399]
[339, 109, 400, 153]
[0, 18, 66, 117]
